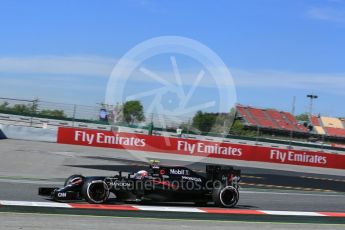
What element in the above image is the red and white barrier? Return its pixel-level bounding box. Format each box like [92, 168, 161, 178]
[332, 143, 345, 149]
[57, 127, 345, 170]
[0, 200, 344, 217]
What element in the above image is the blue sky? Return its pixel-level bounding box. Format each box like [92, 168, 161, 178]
[0, 0, 345, 117]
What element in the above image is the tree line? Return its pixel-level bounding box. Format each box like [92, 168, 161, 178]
[0, 99, 310, 136]
[0, 101, 66, 118]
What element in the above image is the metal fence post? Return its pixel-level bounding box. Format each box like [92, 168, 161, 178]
[72, 104, 77, 127]
[30, 114, 33, 127]
[30, 98, 38, 127]
[256, 126, 260, 143]
[289, 129, 293, 148]
[187, 119, 191, 135]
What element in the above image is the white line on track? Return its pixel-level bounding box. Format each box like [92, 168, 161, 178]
[0, 200, 71, 208]
[241, 190, 344, 197]
[0, 178, 61, 185]
[260, 210, 325, 216]
[132, 205, 205, 213]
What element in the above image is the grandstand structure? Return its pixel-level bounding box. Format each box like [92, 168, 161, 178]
[236, 104, 345, 139]
[236, 104, 308, 133]
[310, 115, 345, 138]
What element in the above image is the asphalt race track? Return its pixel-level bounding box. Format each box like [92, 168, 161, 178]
[0, 139, 344, 229]
[1, 213, 344, 230]
[1, 174, 345, 212]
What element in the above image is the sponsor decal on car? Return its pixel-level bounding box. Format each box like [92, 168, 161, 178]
[57, 192, 67, 198]
[113, 181, 131, 187]
[181, 176, 202, 182]
[169, 169, 190, 175]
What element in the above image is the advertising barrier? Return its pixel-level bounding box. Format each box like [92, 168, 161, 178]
[57, 127, 345, 170]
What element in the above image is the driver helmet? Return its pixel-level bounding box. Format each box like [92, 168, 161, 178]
[135, 170, 148, 179]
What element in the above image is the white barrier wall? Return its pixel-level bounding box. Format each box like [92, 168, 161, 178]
[0, 124, 57, 142]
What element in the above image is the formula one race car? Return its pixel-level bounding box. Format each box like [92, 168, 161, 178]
[39, 162, 241, 208]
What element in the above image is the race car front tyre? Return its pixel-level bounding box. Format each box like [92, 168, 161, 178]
[82, 179, 110, 204]
[212, 185, 239, 208]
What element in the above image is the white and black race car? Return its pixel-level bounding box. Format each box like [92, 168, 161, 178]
[39, 162, 241, 208]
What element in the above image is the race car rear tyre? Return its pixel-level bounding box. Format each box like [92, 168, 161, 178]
[212, 185, 239, 208]
[64, 174, 85, 186]
[82, 179, 110, 204]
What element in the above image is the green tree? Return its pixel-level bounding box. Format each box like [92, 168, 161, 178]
[229, 119, 244, 134]
[39, 109, 65, 118]
[295, 113, 309, 121]
[0, 101, 9, 111]
[31, 99, 39, 114]
[12, 104, 32, 114]
[191, 110, 238, 134]
[192, 111, 217, 133]
[0, 101, 38, 115]
[123, 100, 145, 124]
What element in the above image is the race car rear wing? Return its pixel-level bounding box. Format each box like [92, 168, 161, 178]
[206, 165, 241, 183]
